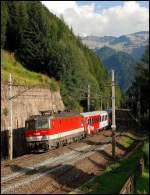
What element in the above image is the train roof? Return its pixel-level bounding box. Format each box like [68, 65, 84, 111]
[80, 110, 107, 117]
[26, 110, 110, 121]
[26, 111, 80, 121]
[53, 112, 80, 118]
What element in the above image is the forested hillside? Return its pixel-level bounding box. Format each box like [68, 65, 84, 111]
[1, 1, 122, 111]
[127, 46, 149, 118]
[95, 47, 136, 91]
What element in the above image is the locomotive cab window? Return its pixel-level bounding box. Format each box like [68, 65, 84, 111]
[25, 120, 36, 130]
[36, 119, 49, 129]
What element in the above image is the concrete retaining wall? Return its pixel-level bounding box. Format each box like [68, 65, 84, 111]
[1, 84, 65, 159]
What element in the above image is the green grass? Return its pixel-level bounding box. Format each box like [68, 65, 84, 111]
[135, 169, 149, 194]
[1, 49, 59, 91]
[81, 144, 143, 194]
[143, 141, 149, 168]
[119, 136, 134, 148]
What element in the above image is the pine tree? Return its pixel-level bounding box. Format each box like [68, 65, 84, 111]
[1, 1, 9, 48]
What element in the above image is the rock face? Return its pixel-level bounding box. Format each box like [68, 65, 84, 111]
[1, 84, 65, 158]
[81, 31, 149, 60]
[1, 84, 65, 131]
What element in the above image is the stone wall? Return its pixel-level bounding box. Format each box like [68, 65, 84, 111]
[1, 84, 65, 158]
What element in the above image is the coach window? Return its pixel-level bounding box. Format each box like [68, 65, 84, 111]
[89, 118, 91, 124]
[97, 117, 99, 123]
[93, 118, 95, 124]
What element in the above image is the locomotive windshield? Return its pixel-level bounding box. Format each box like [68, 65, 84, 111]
[36, 119, 49, 129]
[25, 118, 49, 130]
[25, 120, 36, 130]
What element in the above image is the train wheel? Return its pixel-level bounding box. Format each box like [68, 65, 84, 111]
[26, 146, 30, 154]
[45, 144, 49, 151]
[56, 142, 59, 148]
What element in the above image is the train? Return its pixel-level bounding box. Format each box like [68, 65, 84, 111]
[25, 109, 112, 152]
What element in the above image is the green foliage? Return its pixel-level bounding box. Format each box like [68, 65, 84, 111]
[2, 107, 9, 116]
[1, 1, 122, 111]
[1, 49, 59, 90]
[143, 141, 149, 168]
[81, 144, 143, 194]
[127, 46, 149, 118]
[49, 78, 59, 92]
[118, 136, 134, 148]
[1, 1, 9, 48]
[5, 1, 28, 51]
[135, 169, 149, 194]
[95, 46, 136, 92]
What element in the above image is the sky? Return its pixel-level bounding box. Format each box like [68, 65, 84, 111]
[41, 1, 149, 37]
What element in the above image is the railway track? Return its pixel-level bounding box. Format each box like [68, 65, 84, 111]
[2, 137, 111, 194]
[1, 130, 109, 176]
[2, 133, 144, 194]
[1, 110, 144, 194]
[2, 144, 93, 183]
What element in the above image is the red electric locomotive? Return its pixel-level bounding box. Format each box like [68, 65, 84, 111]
[25, 109, 112, 152]
[25, 111, 85, 151]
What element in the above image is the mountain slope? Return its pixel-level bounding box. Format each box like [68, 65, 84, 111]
[95, 47, 136, 91]
[1, 49, 59, 90]
[81, 31, 149, 61]
[1, 1, 122, 111]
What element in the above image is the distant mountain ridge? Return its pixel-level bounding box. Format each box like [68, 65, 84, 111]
[95, 46, 136, 92]
[81, 31, 149, 60]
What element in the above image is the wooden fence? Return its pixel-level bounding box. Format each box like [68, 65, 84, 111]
[120, 158, 144, 194]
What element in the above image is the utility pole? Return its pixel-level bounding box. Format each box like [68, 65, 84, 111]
[100, 97, 102, 110]
[8, 73, 13, 160]
[111, 70, 116, 160]
[137, 87, 141, 128]
[107, 100, 109, 109]
[87, 84, 90, 112]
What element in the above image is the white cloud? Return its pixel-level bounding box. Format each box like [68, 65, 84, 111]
[41, 1, 76, 16]
[41, 1, 149, 37]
